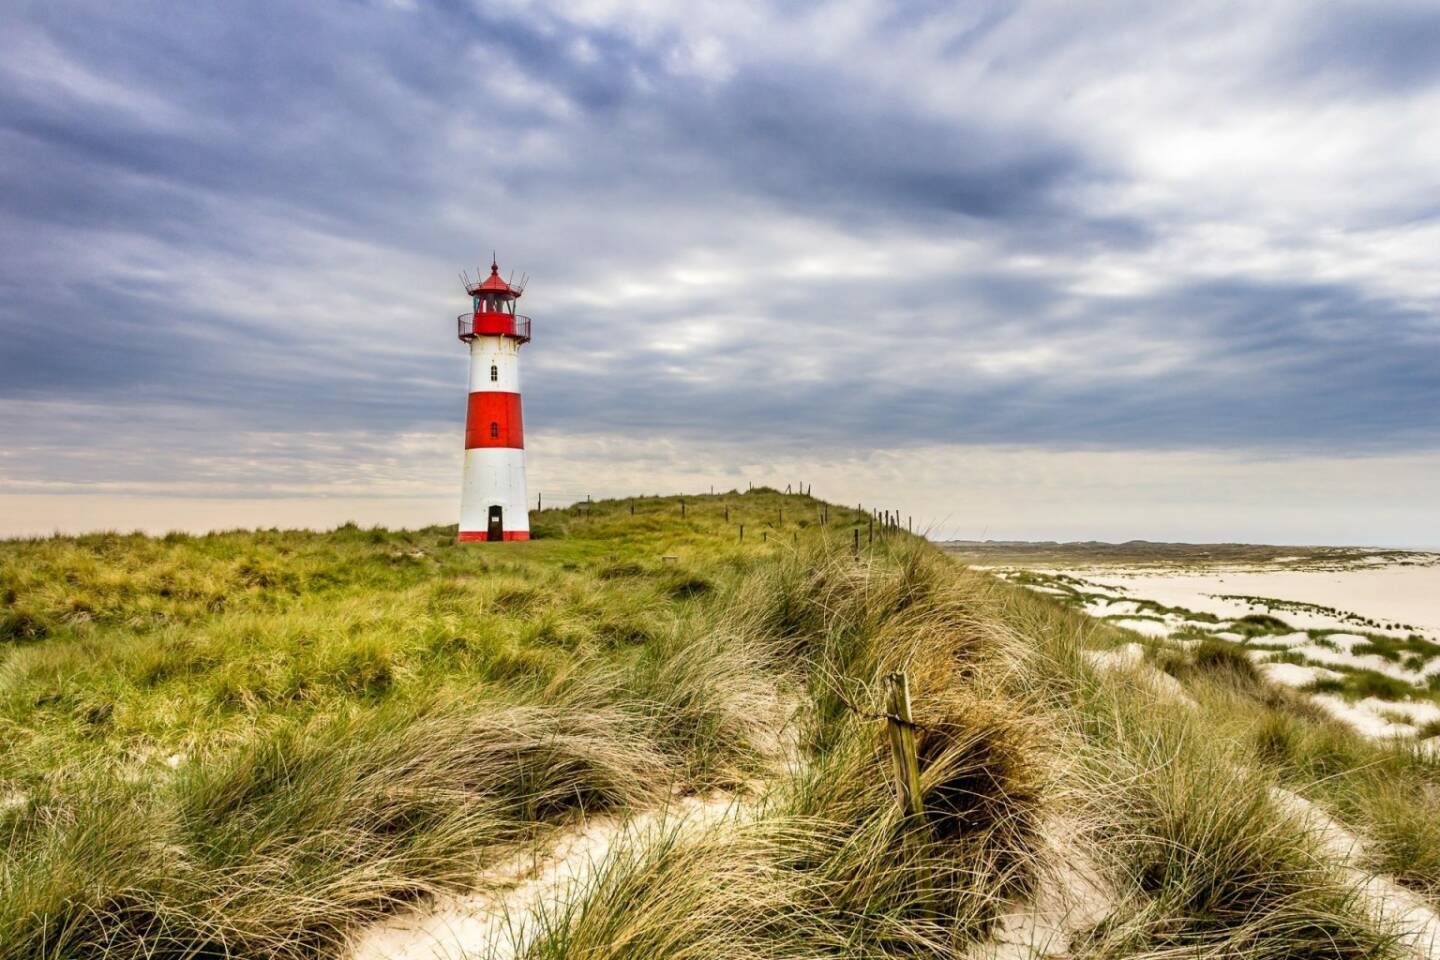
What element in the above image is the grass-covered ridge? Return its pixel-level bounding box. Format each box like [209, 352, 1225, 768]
[2, 491, 1437, 959]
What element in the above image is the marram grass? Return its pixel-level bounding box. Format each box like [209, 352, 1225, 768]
[1, 491, 1427, 958]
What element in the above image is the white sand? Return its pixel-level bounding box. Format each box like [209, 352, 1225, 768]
[1272, 788, 1440, 960]
[1106, 617, 1170, 637]
[1261, 661, 1343, 689]
[967, 817, 1117, 960]
[1084, 643, 1145, 670]
[1082, 567, 1440, 638]
[345, 792, 742, 960]
[1309, 694, 1429, 739]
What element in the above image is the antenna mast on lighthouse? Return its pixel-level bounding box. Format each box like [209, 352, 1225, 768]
[455, 256, 533, 542]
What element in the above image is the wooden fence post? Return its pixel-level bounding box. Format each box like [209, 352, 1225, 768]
[885, 672, 924, 819]
[853, 528, 860, 555]
[724, 505, 730, 522]
[739, 524, 744, 542]
[680, 499, 686, 518]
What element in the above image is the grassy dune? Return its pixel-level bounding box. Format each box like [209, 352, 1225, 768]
[2, 491, 1437, 958]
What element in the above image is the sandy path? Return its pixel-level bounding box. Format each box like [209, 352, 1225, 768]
[344, 792, 742, 960]
[967, 817, 1117, 960]
[1272, 788, 1440, 960]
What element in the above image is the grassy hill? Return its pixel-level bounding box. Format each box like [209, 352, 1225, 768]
[2, 490, 1439, 959]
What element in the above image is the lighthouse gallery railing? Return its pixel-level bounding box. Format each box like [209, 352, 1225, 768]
[458, 313, 531, 343]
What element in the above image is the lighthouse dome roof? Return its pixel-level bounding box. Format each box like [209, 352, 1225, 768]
[467, 258, 520, 298]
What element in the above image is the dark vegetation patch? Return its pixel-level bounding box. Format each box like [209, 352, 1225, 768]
[1305, 670, 1415, 701]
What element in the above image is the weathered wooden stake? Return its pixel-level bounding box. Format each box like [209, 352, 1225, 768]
[762, 531, 767, 543]
[885, 672, 924, 819]
[680, 499, 686, 518]
[739, 524, 744, 542]
[724, 505, 730, 522]
[853, 528, 860, 555]
[537, 492, 542, 511]
[868, 516, 874, 545]
[630, 503, 635, 516]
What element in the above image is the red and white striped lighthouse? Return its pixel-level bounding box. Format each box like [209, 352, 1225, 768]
[456, 257, 531, 542]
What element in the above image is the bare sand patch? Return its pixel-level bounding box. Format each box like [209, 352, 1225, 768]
[1261, 661, 1343, 689]
[967, 816, 1117, 960]
[1085, 567, 1440, 638]
[345, 792, 742, 960]
[1272, 788, 1440, 960]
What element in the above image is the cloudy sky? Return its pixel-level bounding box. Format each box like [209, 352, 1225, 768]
[2, 0, 1438, 543]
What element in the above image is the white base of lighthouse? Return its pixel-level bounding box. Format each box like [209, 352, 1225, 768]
[459, 448, 530, 541]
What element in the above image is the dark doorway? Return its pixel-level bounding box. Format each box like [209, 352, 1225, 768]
[487, 505, 503, 541]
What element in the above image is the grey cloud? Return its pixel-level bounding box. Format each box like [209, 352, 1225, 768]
[1291, 3, 1440, 93]
[1, 0, 1438, 498]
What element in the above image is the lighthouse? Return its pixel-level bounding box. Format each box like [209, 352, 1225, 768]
[456, 258, 531, 542]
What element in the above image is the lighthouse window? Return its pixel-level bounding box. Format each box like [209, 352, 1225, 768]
[490, 364, 498, 382]
[490, 421, 499, 439]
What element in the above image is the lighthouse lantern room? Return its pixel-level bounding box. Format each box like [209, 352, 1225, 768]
[456, 257, 532, 542]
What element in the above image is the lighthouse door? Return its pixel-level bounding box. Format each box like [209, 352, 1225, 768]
[487, 506, 504, 541]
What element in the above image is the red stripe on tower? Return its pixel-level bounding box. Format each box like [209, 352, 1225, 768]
[464, 392, 525, 449]
[457, 530, 532, 542]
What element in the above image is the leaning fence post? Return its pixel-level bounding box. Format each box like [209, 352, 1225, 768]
[885, 672, 924, 819]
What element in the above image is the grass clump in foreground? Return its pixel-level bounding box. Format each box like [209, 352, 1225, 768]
[0, 491, 1426, 959]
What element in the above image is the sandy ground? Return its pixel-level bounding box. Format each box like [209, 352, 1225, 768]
[345, 792, 742, 960]
[996, 556, 1440, 743]
[1272, 789, 1440, 960]
[1069, 566, 1440, 639]
[966, 816, 1117, 960]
